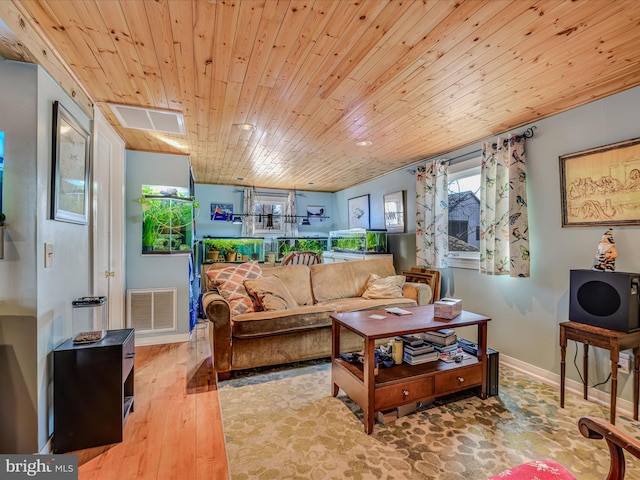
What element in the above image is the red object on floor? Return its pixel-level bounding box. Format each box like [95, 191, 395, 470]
[487, 459, 577, 480]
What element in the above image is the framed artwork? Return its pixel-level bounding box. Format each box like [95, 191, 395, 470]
[559, 137, 640, 227]
[383, 191, 406, 233]
[211, 203, 233, 221]
[348, 194, 370, 229]
[51, 101, 91, 224]
[306, 205, 325, 222]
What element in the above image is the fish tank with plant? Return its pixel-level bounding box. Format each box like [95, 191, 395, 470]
[202, 237, 265, 263]
[276, 237, 329, 261]
[139, 185, 197, 254]
[329, 229, 387, 253]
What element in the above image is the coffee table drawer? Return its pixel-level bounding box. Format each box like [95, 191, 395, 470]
[376, 377, 434, 410]
[435, 365, 483, 394]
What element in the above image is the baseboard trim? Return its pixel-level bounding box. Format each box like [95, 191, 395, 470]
[135, 333, 190, 347]
[500, 353, 633, 418]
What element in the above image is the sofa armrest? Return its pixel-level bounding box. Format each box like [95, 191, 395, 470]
[403, 282, 433, 305]
[202, 290, 232, 372]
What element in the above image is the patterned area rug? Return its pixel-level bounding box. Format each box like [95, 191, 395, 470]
[218, 362, 640, 480]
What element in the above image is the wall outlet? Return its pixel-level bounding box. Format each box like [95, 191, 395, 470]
[618, 352, 631, 375]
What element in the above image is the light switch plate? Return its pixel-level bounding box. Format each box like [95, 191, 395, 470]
[44, 243, 53, 268]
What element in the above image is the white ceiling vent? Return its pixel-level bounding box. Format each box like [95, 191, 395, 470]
[108, 103, 185, 135]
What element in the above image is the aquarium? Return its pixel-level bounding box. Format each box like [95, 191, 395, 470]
[276, 237, 328, 261]
[202, 237, 265, 263]
[140, 185, 195, 254]
[329, 228, 387, 253]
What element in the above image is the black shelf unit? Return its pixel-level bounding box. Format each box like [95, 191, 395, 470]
[53, 328, 135, 453]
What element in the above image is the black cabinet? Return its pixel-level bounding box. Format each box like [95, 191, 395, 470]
[53, 328, 135, 453]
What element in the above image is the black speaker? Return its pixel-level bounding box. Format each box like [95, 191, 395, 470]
[569, 269, 640, 333]
[457, 339, 499, 397]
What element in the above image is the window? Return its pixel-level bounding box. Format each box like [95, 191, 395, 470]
[447, 157, 481, 269]
[253, 195, 285, 234]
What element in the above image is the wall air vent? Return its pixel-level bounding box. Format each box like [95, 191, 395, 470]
[126, 288, 177, 333]
[108, 103, 185, 135]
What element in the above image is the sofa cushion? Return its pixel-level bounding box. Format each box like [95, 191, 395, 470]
[319, 296, 416, 313]
[362, 274, 406, 299]
[310, 257, 396, 303]
[244, 276, 298, 311]
[232, 304, 337, 338]
[262, 265, 314, 306]
[207, 262, 263, 317]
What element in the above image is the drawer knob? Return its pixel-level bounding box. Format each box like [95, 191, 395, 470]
[457, 376, 464, 383]
[402, 390, 409, 397]
[125, 353, 136, 359]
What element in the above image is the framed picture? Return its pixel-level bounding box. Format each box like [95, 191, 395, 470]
[559, 137, 640, 227]
[51, 101, 91, 224]
[348, 194, 370, 229]
[211, 203, 233, 221]
[306, 205, 325, 222]
[383, 191, 406, 233]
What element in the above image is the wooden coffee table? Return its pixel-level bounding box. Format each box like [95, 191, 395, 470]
[331, 304, 491, 433]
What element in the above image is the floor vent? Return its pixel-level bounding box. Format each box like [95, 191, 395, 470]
[126, 288, 177, 333]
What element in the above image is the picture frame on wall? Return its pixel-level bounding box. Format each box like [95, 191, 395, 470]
[211, 203, 233, 221]
[306, 205, 325, 222]
[383, 191, 406, 233]
[348, 194, 370, 229]
[51, 101, 91, 224]
[559, 137, 640, 227]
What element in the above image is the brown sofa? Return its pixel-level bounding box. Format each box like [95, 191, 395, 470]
[202, 257, 434, 376]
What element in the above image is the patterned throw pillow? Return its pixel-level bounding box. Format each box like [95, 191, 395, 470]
[244, 276, 299, 311]
[207, 262, 263, 317]
[362, 273, 406, 299]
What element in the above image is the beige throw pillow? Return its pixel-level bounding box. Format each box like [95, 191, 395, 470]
[244, 276, 299, 311]
[206, 262, 263, 317]
[362, 273, 406, 299]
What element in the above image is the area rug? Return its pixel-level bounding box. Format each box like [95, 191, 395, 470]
[218, 362, 640, 480]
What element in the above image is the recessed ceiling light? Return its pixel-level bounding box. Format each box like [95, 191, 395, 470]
[237, 123, 256, 131]
[236, 177, 245, 181]
[355, 140, 372, 147]
[307, 182, 315, 185]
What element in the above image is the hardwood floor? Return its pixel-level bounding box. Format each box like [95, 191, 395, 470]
[76, 323, 229, 480]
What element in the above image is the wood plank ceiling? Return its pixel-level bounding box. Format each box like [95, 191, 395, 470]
[3, 0, 640, 192]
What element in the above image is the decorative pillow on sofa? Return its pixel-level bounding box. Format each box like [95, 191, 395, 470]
[244, 276, 299, 311]
[362, 273, 406, 299]
[207, 262, 263, 317]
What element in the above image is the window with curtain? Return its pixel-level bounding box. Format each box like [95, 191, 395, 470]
[253, 197, 285, 234]
[417, 128, 532, 275]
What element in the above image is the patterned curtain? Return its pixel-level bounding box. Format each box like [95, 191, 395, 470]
[283, 191, 298, 237]
[416, 160, 449, 268]
[479, 134, 530, 277]
[241, 187, 255, 237]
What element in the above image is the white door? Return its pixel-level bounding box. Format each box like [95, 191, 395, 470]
[92, 108, 125, 329]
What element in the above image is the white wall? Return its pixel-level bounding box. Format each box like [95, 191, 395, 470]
[336, 85, 640, 403]
[0, 59, 92, 452]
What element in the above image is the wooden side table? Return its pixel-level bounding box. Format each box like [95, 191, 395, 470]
[559, 321, 640, 424]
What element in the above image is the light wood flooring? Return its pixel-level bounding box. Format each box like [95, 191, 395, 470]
[75, 323, 229, 480]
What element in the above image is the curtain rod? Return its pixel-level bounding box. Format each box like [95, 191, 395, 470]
[446, 126, 538, 164]
[233, 189, 306, 197]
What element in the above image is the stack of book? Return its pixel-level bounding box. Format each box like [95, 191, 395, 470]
[421, 329, 457, 347]
[402, 342, 439, 365]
